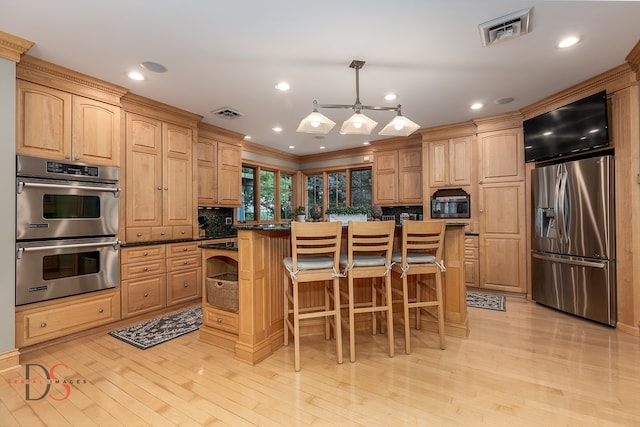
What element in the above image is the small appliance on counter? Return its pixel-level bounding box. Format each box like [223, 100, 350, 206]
[431, 188, 470, 219]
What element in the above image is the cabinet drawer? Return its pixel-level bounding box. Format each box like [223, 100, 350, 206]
[464, 236, 479, 248]
[121, 245, 166, 264]
[126, 227, 152, 243]
[167, 269, 201, 305]
[167, 241, 199, 257]
[151, 226, 172, 241]
[172, 226, 193, 240]
[465, 247, 479, 260]
[122, 276, 166, 318]
[17, 292, 119, 346]
[121, 259, 166, 280]
[204, 306, 238, 334]
[167, 254, 201, 271]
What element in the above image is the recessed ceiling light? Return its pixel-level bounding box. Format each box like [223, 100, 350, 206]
[244, 135, 251, 140]
[363, 141, 371, 146]
[289, 145, 295, 149]
[558, 36, 580, 49]
[140, 61, 167, 73]
[127, 71, 145, 81]
[275, 82, 290, 91]
[319, 146, 326, 150]
[272, 126, 283, 132]
[470, 102, 483, 110]
[384, 93, 397, 101]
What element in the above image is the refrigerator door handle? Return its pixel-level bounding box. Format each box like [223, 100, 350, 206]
[532, 252, 606, 269]
[553, 169, 565, 245]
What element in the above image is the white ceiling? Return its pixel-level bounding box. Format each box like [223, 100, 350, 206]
[2, 1, 640, 155]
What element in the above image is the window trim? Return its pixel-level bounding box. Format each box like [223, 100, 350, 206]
[240, 162, 297, 224]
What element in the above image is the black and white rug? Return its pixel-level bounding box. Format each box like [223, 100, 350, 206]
[109, 305, 202, 349]
[466, 291, 506, 312]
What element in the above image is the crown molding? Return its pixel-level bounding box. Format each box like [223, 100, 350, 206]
[0, 31, 33, 62]
[625, 39, 640, 80]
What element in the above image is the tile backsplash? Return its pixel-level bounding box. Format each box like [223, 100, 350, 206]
[197, 207, 237, 238]
[381, 206, 424, 224]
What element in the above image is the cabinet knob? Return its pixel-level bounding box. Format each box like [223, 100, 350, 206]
[144, 292, 149, 297]
[137, 232, 142, 237]
[161, 231, 166, 235]
[479, 209, 484, 213]
[158, 186, 162, 190]
[164, 187, 168, 190]
[98, 308, 104, 314]
[183, 283, 189, 288]
[181, 231, 186, 235]
[143, 251, 148, 256]
[75, 156, 80, 160]
[216, 318, 223, 323]
[143, 267, 149, 271]
[65, 155, 71, 160]
[183, 247, 188, 251]
[40, 322, 47, 328]
[183, 260, 189, 265]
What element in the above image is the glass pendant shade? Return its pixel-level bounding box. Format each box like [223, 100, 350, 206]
[339, 113, 378, 135]
[378, 114, 421, 136]
[296, 111, 336, 134]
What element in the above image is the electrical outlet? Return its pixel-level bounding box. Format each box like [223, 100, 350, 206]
[225, 217, 233, 225]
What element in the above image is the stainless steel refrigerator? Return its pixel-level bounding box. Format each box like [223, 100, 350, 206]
[531, 155, 616, 326]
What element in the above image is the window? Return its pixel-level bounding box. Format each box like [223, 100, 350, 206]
[327, 172, 347, 209]
[239, 165, 295, 223]
[306, 174, 323, 213]
[350, 168, 372, 208]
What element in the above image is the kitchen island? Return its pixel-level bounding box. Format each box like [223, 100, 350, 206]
[200, 223, 468, 365]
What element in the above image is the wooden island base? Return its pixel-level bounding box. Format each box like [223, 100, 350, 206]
[200, 224, 469, 365]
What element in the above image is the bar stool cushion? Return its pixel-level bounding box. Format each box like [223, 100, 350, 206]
[339, 254, 387, 267]
[283, 255, 334, 271]
[391, 252, 436, 265]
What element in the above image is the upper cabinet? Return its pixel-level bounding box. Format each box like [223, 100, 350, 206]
[197, 123, 243, 207]
[121, 94, 202, 243]
[428, 136, 472, 188]
[476, 114, 525, 183]
[372, 138, 422, 206]
[16, 56, 126, 166]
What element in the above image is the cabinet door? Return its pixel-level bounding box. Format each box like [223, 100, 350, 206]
[398, 147, 422, 203]
[217, 142, 242, 206]
[479, 182, 526, 292]
[163, 122, 193, 226]
[121, 275, 166, 318]
[428, 140, 449, 187]
[125, 113, 163, 228]
[373, 150, 398, 205]
[71, 96, 120, 166]
[16, 80, 72, 160]
[478, 129, 524, 183]
[167, 269, 201, 305]
[449, 137, 471, 186]
[197, 137, 217, 206]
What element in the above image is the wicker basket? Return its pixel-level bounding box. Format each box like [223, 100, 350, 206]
[206, 272, 239, 312]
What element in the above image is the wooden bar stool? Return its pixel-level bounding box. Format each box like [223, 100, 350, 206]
[283, 221, 343, 371]
[391, 220, 446, 354]
[339, 220, 395, 362]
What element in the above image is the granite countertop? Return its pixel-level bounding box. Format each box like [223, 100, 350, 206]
[121, 234, 238, 247]
[199, 241, 239, 251]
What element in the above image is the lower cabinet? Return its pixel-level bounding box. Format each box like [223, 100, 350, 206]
[464, 235, 480, 287]
[121, 241, 201, 318]
[15, 289, 121, 348]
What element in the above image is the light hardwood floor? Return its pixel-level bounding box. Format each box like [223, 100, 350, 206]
[2, 297, 640, 426]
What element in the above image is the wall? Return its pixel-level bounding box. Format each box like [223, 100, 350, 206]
[0, 56, 16, 353]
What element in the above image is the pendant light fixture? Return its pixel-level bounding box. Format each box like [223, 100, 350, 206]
[296, 60, 420, 137]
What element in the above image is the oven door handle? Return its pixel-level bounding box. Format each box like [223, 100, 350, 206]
[17, 181, 120, 197]
[17, 240, 120, 259]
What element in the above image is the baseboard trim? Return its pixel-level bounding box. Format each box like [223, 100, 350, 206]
[617, 322, 640, 337]
[0, 348, 21, 373]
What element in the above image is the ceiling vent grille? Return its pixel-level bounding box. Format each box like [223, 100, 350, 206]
[479, 7, 532, 47]
[211, 107, 244, 119]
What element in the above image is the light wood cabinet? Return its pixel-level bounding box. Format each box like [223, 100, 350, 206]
[478, 182, 526, 293]
[16, 80, 120, 166]
[120, 242, 201, 318]
[15, 290, 120, 348]
[373, 144, 422, 205]
[464, 235, 479, 288]
[124, 111, 194, 242]
[428, 137, 472, 187]
[197, 133, 242, 207]
[477, 127, 524, 183]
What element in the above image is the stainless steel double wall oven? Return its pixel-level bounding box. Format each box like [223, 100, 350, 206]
[16, 155, 120, 305]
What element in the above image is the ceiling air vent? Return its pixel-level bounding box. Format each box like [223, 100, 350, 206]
[479, 7, 532, 47]
[211, 106, 244, 119]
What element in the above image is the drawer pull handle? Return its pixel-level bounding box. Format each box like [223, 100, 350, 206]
[137, 232, 142, 237]
[181, 231, 186, 235]
[144, 292, 149, 297]
[161, 231, 166, 235]
[183, 261, 189, 265]
[143, 252, 148, 256]
[143, 267, 149, 271]
[40, 322, 47, 328]
[98, 308, 104, 314]
[157, 186, 162, 190]
[183, 283, 189, 288]
[183, 247, 188, 251]
[216, 318, 222, 323]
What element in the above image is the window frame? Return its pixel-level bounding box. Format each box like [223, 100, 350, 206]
[239, 162, 297, 224]
[302, 165, 372, 217]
